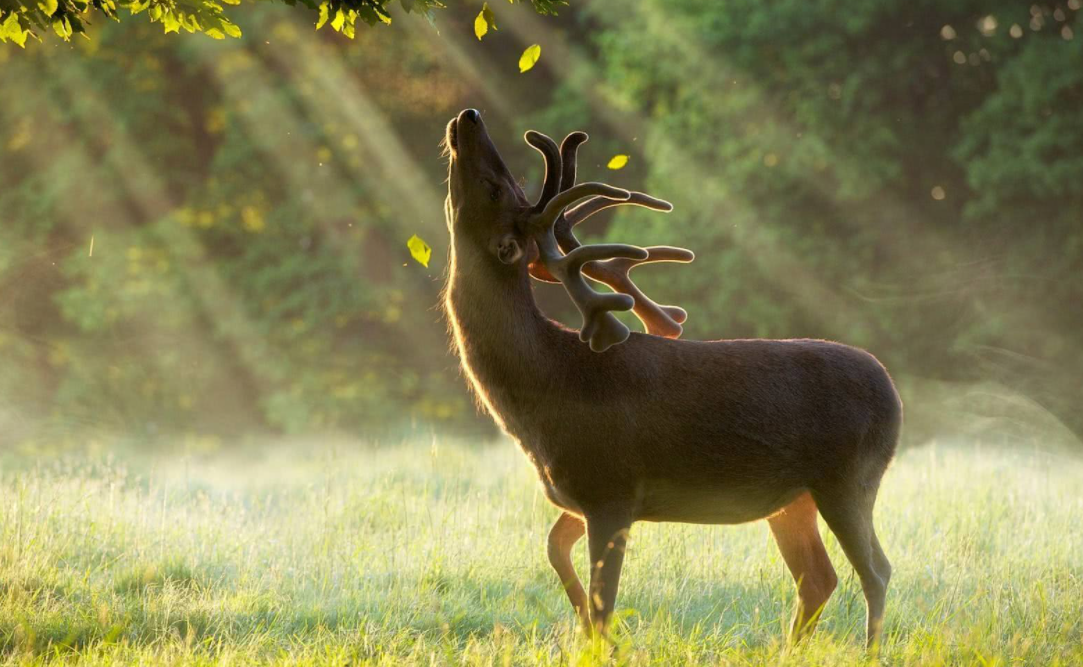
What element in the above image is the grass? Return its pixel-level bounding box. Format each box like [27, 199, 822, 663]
[0, 437, 1081, 665]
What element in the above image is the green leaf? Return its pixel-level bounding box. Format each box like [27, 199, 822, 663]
[221, 19, 241, 37]
[2, 12, 30, 47]
[38, 0, 58, 17]
[407, 234, 432, 268]
[52, 15, 72, 39]
[162, 10, 180, 33]
[473, 11, 486, 39]
[607, 154, 629, 170]
[518, 43, 540, 72]
[474, 2, 495, 40]
[180, 12, 199, 32]
[316, 1, 329, 28]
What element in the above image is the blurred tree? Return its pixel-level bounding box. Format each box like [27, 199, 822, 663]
[562, 0, 1083, 440]
[0, 6, 476, 443]
[2, 0, 1081, 447]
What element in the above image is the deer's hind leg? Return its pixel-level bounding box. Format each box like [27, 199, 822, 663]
[812, 480, 891, 651]
[768, 492, 838, 642]
[547, 511, 590, 630]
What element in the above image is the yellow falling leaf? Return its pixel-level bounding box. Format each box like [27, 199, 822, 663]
[474, 2, 495, 40]
[607, 154, 630, 170]
[407, 234, 432, 268]
[519, 44, 541, 73]
[88, 235, 94, 257]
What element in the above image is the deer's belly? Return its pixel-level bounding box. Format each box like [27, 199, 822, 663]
[635, 480, 806, 525]
[532, 462, 804, 525]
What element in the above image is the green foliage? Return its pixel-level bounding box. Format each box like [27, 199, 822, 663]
[0, 0, 565, 46]
[0, 8, 474, 440]
[2, 0, 1082, 442]
[956, 34, 1083, 225]
[561, 0, 1083, 436]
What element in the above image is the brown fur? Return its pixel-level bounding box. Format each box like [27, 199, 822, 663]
[442, 109, 901, 649]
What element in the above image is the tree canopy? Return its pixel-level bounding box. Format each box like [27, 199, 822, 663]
[0, 0, 561, 46]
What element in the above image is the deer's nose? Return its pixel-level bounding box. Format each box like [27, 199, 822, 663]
[460, 109, 480, 124]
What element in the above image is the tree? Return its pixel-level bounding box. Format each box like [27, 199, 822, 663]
[561, 0, 1083, 442]
[0, 6, 483, 442]
[0, 0, 562, 47]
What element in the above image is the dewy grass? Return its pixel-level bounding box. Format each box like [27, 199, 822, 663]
[0, 439, 1080, 665]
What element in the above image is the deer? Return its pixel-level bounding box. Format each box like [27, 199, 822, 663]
[441, 108, 902, 650]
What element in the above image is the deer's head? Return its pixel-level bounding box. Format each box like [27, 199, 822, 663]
[445, 108, 695, 352]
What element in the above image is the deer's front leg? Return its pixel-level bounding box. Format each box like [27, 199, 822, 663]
[585, 509, 632, 635]
[547, 511, 590, 630]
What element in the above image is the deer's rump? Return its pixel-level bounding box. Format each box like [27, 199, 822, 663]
[528, 336, 902, 525]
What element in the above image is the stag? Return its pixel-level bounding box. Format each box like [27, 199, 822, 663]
[442, 109, 901, 649]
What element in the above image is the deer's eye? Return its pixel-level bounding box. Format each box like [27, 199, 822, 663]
[488, 184, 501, 202]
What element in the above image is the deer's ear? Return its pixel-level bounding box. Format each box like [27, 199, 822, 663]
[491, 233, 524, 265]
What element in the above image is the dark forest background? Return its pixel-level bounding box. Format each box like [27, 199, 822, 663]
[2, 0, 1081, 451]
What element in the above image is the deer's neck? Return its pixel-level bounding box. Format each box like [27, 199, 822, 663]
[444, 241, 564, 434]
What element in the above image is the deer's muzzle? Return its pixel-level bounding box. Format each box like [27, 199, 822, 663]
[447, 108, 485, 156]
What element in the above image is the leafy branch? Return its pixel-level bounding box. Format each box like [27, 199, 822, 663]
[0, 0, 564, 46]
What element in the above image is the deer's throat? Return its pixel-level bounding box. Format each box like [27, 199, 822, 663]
[445, 245, 553, 427]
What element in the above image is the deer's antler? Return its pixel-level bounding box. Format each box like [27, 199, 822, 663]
[528, 180, 646, 352]
[526, 131, 695, 348]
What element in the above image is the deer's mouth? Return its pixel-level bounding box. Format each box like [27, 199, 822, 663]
[447, 110, 483, 157]
[447, 118, 458, 153]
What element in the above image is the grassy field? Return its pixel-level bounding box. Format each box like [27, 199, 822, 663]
[0, 438, 1081, 665]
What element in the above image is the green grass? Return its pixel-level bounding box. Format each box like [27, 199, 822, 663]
[1, 438, 1081, 665]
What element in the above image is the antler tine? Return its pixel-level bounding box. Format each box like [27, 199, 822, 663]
[532, 182, 631, 231]
[559, 132, 589, 192]
[553, 191, 673, 254]
[532, 225, 648, 352]
[582, 246, 696, 338]
[565, 192, 674, 231]
[524, 131, 562, 210]
[550, 191, 694, 338]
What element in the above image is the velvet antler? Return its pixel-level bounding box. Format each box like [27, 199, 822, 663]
[527, 177, 648, 352]
[527, 131, 695, 343]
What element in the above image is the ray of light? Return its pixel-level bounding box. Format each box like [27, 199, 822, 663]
[500, 4, 1061, 352]
[32, 54, 288, 435]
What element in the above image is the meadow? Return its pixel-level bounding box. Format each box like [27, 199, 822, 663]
[0, 437, 1080, 665]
